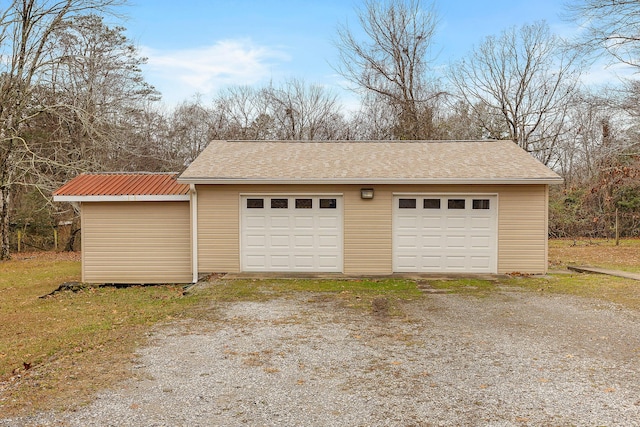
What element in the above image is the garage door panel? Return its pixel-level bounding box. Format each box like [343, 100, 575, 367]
[445, 256, 467, 269]
[294, 255, 314, 269]
[471, 217, 491, 229]
[270, 234, 290, 248]
[245, 216, 266, 228]
[318, 255, 339, 268]
[294, 234, 314, 248]
[445, 235, 467, 249]
[470, 235, 491, 249]
[245, 234, 266, 248]
[397, 215, 418, 229]
[393, 195, 497, 273]
[397, 234, 419, 249]
[295, 216, 314, 228]
[446, 216, 467, 229]
[245, 255, 266, 269]
[470, 256, 491, 269]
[318, 216, 339, 229]
[270, 216, 290, 228]
[421, 216, 442, 229]
[270, 255, 291, 269]
[421, 235, 443, 249]
[319, 235, 339, 248]
[396, 254, 419, 268]
[241, 196, 342, 272]
[421, 255, 443, 269]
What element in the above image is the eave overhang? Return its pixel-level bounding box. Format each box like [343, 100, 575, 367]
[177, 177, 564, 186]
[52, 194, 191, 203]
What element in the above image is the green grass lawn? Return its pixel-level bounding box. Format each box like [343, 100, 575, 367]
[0, 254, 207, 415]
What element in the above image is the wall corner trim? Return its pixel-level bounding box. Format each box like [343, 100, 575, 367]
[190, 184, 198, 283]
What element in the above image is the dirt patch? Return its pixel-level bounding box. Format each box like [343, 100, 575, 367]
[5, 289, 639, 426]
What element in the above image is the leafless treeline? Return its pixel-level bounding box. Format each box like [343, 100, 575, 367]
[2, 0, 640, 257]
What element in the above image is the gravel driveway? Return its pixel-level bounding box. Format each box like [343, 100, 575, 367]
[3, 287, 640, 426]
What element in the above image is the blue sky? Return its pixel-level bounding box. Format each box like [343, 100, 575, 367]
[119, 0, 629, 107]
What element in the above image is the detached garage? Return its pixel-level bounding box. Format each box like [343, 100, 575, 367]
[54, 140, 562, 283]
[180, 140, 562, 277]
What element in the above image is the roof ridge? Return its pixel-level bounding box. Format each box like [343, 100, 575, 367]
[223, 139, 503, 144]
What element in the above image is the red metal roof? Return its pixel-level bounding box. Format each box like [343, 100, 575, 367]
[53, 173, 190, 197]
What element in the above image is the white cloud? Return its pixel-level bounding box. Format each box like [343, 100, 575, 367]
[581, 60, 637, 87]
[140, 39, 291, 105]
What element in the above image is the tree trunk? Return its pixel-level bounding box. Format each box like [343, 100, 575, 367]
[65, 226, 81, 252]
[0, 184, 11, 260]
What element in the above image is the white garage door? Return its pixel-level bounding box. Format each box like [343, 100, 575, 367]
[241, 195, 343, 272]
[393, 195, 497, 273]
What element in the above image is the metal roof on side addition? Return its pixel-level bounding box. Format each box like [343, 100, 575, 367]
[52, 173, 191, 202]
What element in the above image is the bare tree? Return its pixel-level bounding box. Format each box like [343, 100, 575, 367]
[556, 90, 624, 184]
[267, 78, 345, 140]
[565, 1, 640, 158]
[116, 100, 174, 171]
[213, 85, 273, 140]
[48, 14, 160, 170]
[448, 21, 583, 163]
[192, 80, 346, 142]
[566, 0, 640, 69]
[0, 0, 147, 260]
[334, 0, 442, 139]
[436, 99, 486, 141]
[347, 92, 396, 140]
[167, 95, 217, 165]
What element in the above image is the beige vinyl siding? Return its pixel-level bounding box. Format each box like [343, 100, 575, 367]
[495, 185, 548, 274]
[195, 183, 549, 275]
[197, 186, 241, 272]
[81, 202, 191, 283]
[343, 187, 392, 274]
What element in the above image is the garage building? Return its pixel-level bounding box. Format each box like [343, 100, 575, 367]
[54, 140, 562, 283]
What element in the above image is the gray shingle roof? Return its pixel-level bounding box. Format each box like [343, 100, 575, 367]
[178, 140, 563, 184]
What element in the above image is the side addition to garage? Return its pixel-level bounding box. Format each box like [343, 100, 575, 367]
[53, 173, 192, 284]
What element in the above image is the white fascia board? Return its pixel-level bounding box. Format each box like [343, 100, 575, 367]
[53, 194, 191, 202]
[178, 177, 564, 185]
